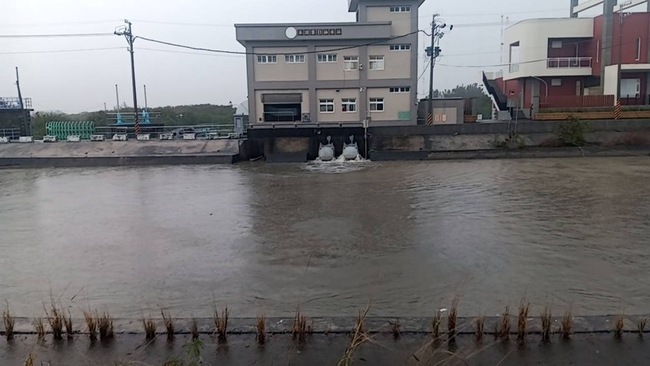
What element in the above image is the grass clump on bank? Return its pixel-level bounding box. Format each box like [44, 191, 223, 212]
[499, 307, 511, 341]
[33, 317, 45, 339]
[143, 315, 157, 340]
[474, 315, 485, 342]
[638, 318, 647, 338]
[83, 310, 98, 341]
[561, 309, 573, 340]
[161, 310, 174, 341]
[213, 306, 229, 343]
[292, 308, 310, 342]
[614, 315, 625, 339]
[99, 312, 114, 340]
[338, 306, 370, 366]
[44, 299, 64, 341]
[541, 306, 552, 343]
[3, 302, 15, 340]
[256, 315, 266, 345]
[517, 299, 530, 343]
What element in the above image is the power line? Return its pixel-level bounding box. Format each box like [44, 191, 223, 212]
[0, 20, 120, 27]
[0, 47, 124, 55]
[132, 19, 233, 27]
[0, 32, 114, 38]
[138, 47, 245, 57]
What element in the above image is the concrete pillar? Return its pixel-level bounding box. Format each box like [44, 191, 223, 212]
[570, 0, 579, 18]
[600, 0, 616, 93]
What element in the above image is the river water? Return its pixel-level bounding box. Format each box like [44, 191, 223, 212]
[1, 157, 650, 318]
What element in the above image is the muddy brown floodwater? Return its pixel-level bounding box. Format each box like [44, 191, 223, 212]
[1, 157, 649, 318]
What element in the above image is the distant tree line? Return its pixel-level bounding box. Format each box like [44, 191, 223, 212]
[432, 83, 493, 118]
[30, 104, 235, 138]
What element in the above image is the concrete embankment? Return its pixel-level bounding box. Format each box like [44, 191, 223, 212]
[0, 139, 243, 168]
[3, 316, 649, 365]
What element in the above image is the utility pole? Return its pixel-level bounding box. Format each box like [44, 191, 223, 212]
[115, 20, 140, 134]
[427, 14, 437, 125]
[15, 67, 24, 109]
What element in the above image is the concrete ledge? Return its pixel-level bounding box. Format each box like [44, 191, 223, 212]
[0, 155, 235, 168]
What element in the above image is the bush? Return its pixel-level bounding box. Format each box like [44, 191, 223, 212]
[490, 133, 526, 149]
[555, 116, 589, 147]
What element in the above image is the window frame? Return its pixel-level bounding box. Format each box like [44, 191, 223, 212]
[389, 5, 411, 12]
[257, 55, 277, 64]
[390, 87, 410, 93]
[369, 55, 385, 71]
[317, 54, 338, 63]
[551, 78, 562, 87]
[284, 54, 305, 64]
[341, 98, 357, 113]
[389, 44, 411, 51]
[343, 56, 360, 71]
[319, 99, 335, 113]
[369, 97, 385, 112]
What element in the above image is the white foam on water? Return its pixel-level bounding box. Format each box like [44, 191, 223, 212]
[304, 155, 372, 173]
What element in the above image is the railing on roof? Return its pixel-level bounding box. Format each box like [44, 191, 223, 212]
[547, 57, 592, 69]
[0, 97, 32, 110]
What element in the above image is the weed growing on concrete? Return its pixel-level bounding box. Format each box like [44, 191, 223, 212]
[64, 310, 73, 339]
[338, 305, 370, 366]
[213, 307, 229, 343]
[432, 310, 442, 341]
[83, 310, 97, 341]
[614, 315, 625, 339]
[143, 316, 157, 340]
[448, 298, 459, 341]
[561, 310, 572, 340]
[541, 306, 552, 343]
[98, 312, 114, 340]
[638, 318, 647, 338]
[517, 299, 530, 343]
[24, 352, 35, 366]
[3, 302, 15, 340]
[33, 318, 45, 339]
[161, 310, 174, 341]
[191, 318, 199, 341]
[292, 308, 309, 342]
[256, 315, 266, 345]
[474, 316, 485, 342]
[44, 299, 64, 341]
[499, 307, 510, 341]
[390, 320, 401, 339]
[556, 115, 589, 147]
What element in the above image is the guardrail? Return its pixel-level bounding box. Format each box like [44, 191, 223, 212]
[547, 57, 592, 68]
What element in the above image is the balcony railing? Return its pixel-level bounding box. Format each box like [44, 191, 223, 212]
[0, 97, 32, 110]
[547, 57, 592, 69]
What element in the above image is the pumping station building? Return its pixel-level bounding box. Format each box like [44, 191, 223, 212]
[235, 0, 425, 127]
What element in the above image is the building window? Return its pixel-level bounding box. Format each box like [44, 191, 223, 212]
[636, 37, 642, 61]
[389, 44, 411, 51]
[551, 78, 562, 86]
[317, 54, 338, 63]
[343, 56, 359, 70]
[285, 54, 305, 63]
[319, 99, 335, 113]
[390, 87, 410, 93]
[342, 98, 357, 112]
[551, 40, 563, 49]
[389, 6, 411, 12]
[257, 55, 277, 64]
[369, 98, 385, 112]
[369, 55, 385, 70]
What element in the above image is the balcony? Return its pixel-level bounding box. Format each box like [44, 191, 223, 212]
[0, 97, 32, 110]
[547, 57, 592, 69]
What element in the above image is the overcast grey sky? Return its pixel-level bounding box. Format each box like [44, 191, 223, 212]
[0, 0, 603, 113]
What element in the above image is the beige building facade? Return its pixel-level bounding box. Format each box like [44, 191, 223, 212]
[235, 0, 425, 126]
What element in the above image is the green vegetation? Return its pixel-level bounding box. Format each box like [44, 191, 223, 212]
[556, 116, 589, 147]
[433, 83, 493, 117]
[490, 133, 526, 149]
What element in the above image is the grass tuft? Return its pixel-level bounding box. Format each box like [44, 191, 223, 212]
[499, 306, 510, 341]
[432, 310, 442, 341]
[98, 312, 114, 340]
[64, 309, 73, 339]
[541, 306, 552, 343]
[561, 309, 572, 340]
[33, 317, 45, 339]
[390, 320, 401, 339]
[3, 302, 15, 340]
[213, 307, 229, 343]
[191, 318, 199, 341]
[24, 352, 35, 366]
[338, 305, 370, 366]
[161, 310, 174, 341]
[256, 315, 266, 345]
[143, 315, 157, 340]
[292, 308, 310, 342]
[83, 310, 98, 341]
[614, 315, 625, 340]
[448, 298, 459, 341]
[517, 299, 530, 343]
[474, 315, 485, 342]
[638, 318, 647, 338]
[44, 299, 64, 341]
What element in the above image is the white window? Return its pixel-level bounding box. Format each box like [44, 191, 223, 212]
[551, 78, 562, 86]
[389, 6, 411, 12]
[551, 40, 563, 49]
[369, 55, 385, 70]
[342, 98, 357, 113]
[390, 87, 410, 93]
[389, 44, 411, 51]
[636, 37, 642, 61]
[369, 98, 385, 112]
[257, 55, 277, 64]
[285, 54, 305, 63]
[319, 99, 334, 113]
[343, 56, 359, 70]
[317, 54, 338, 63]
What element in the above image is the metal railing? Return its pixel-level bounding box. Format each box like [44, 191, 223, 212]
[0, 97, 32, 110]
[0, 128, 21, 139]
[94, 124, 238, 139]
[547, 57, 592, 68]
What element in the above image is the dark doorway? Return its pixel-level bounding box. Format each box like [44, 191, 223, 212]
[263, 103, 301, 122]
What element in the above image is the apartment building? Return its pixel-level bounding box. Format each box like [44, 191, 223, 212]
[483, 0, 650, 118]
[235, 0, 425, 126]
